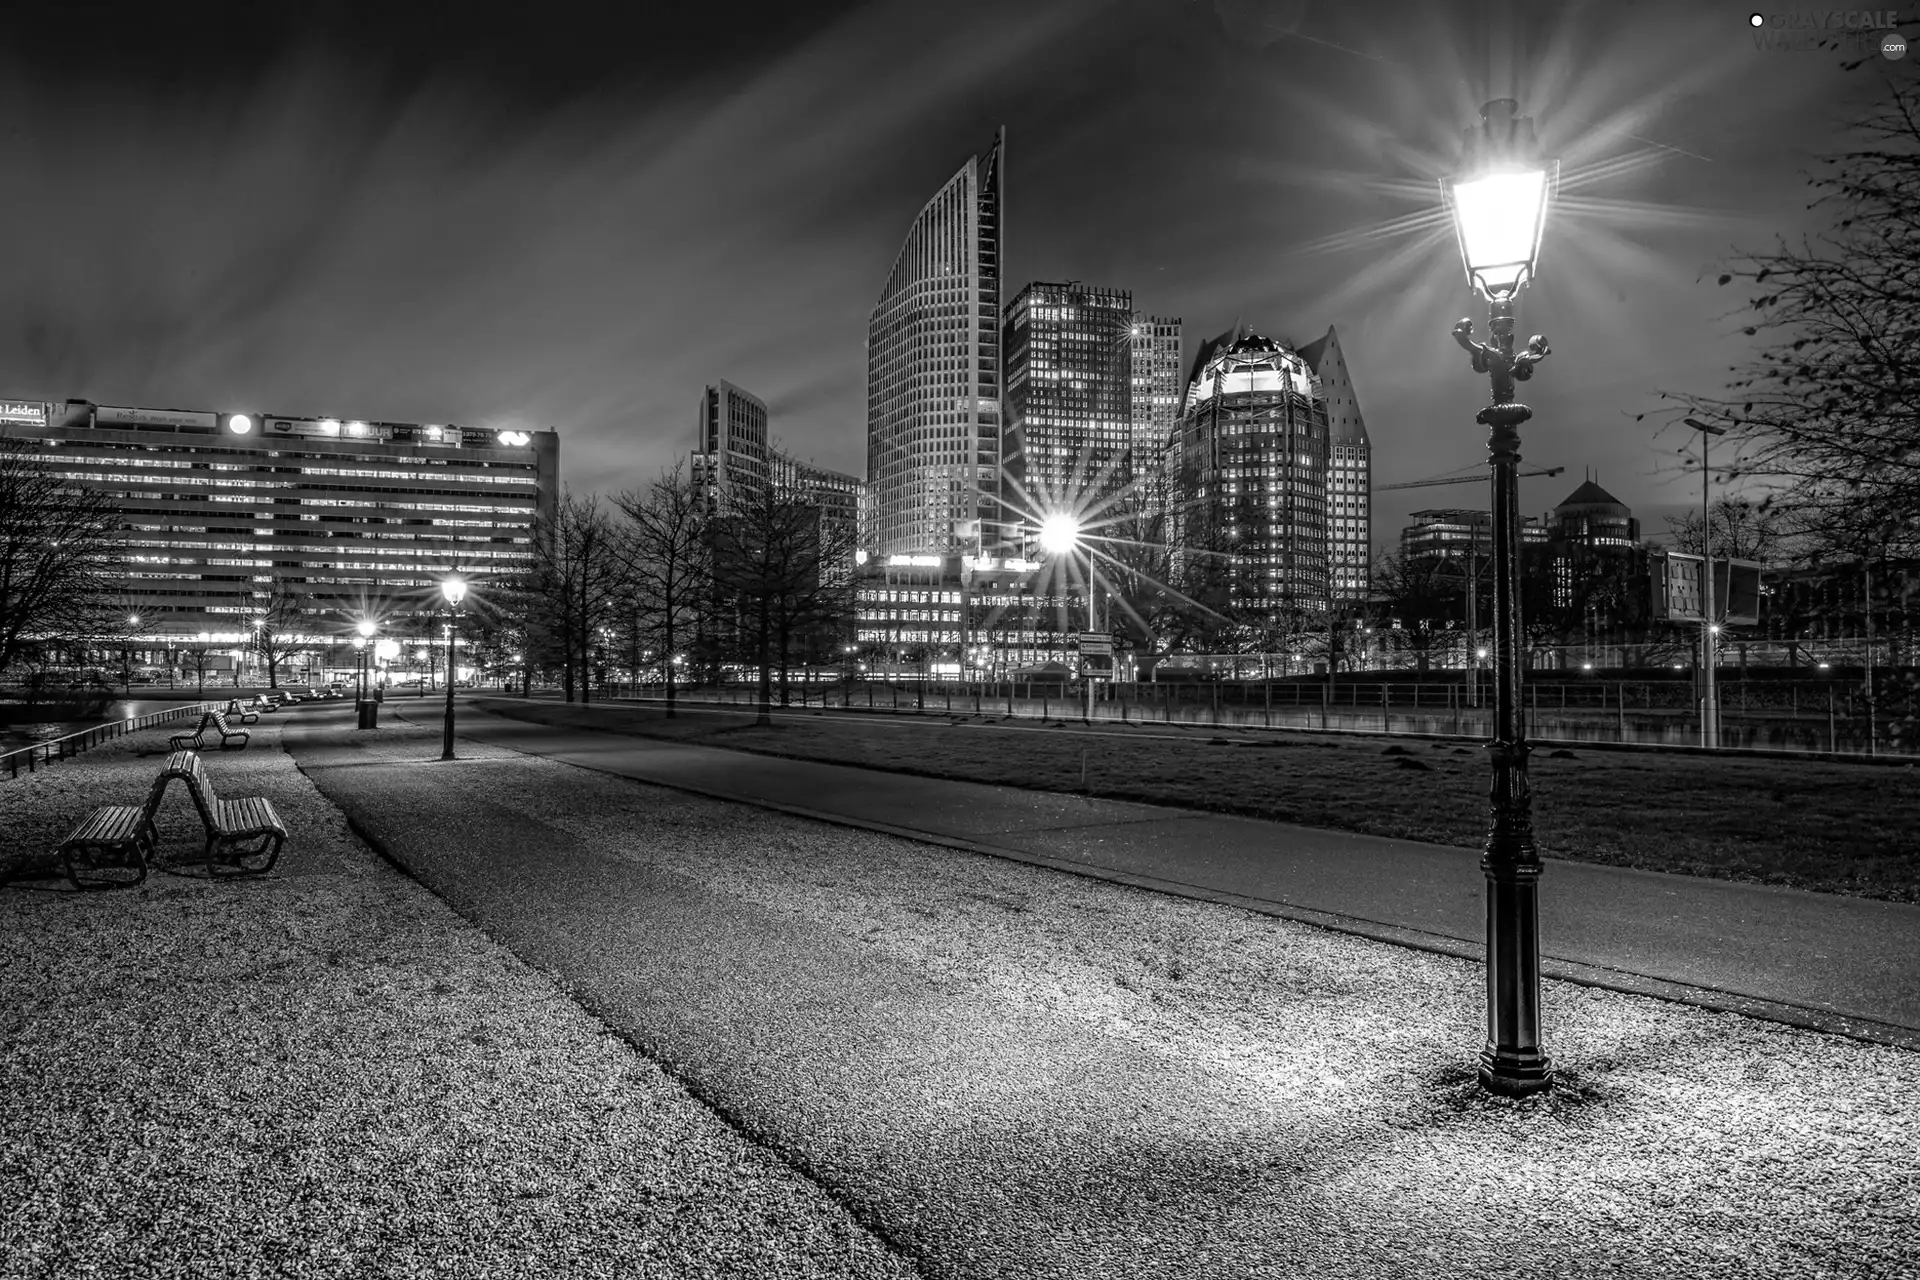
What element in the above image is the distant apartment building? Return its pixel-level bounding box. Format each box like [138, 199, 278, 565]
[1400, 508, 1549, 564]
[1128, 312, 1182, 501]
[691, 381, 770, 516]
[1, 397, 556, 646]
[1166, 329, 1330, 618]
[866, 128, 1005, 558]
[1293, 326, 1371, 606]
[854, 552, 1066, 676]
[1001, 281, 1136, 523]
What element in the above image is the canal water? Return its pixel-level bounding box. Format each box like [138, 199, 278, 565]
[0, 696, 221, 754]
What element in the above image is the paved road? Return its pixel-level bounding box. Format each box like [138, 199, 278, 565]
[388, 697, 1920, 1048]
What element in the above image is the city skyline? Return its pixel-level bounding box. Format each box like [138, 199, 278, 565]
[0, 0, 1904, 564]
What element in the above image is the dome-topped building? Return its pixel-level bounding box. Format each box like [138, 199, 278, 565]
[1550, 476, 1639, 549]
[1166, 325, 1330, 616]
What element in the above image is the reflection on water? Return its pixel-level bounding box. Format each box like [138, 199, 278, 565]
[0, 720, 107, 753]
[0, 698, 194, 755]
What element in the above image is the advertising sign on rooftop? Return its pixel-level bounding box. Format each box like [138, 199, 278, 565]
[0, 400, 47, 425]
[97, 406, 218, 431]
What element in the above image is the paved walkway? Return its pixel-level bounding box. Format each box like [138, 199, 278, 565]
[382, 696, 1919, 1048]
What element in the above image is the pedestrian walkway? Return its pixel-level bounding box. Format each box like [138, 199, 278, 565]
[394, 697, 1919, 1049]
[281, 701, 1920, 1279]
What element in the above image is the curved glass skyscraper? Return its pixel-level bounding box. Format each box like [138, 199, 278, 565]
[866, 128, 1004, 557]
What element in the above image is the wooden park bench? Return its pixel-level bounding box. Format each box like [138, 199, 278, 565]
[54, 766, 175, 890]
[53, 750, 284, 887]
[225, 699, 260, 725]
[171, 750, 287, 875]
[168, 707, 249, 752]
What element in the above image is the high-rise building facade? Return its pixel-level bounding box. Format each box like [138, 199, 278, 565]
[3, 398, 556, 643]
[1294, 326, 1372, 606]
[770, 452, 865, 582]
[1001, 281, 1135, 520]
[691, 381, 770, 516]
[866, 128, 1004, 558]
[1167, 330, 1330, 617]
[1128, 313, 1183, 494]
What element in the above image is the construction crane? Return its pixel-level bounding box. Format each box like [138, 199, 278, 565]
[1375, 465, 1564, 491]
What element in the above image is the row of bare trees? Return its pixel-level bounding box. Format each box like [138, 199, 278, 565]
[486, 464, 858, 726]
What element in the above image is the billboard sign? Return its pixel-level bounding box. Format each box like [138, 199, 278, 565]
[97, 406, 218, 430]
[1650, 550, 1763, 625]
[0, 400, 47, 425]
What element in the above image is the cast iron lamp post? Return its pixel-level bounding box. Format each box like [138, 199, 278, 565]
[440, 576, 467, 760]
[1441, 98, 1557, 1096]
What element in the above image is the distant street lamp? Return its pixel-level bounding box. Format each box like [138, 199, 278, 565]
[1037, 513, 1097, 720]
[1441, 98, 1558, 1096]
[440, 576, 467, 760]
[1683, 418, 1727, 748]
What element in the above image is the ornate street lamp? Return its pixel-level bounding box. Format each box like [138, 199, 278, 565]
[1038, 513, 1097, 720]
[1441, 98, 1558, 1096]
[440, 576, 467, 760]
[355, 619, 376, 703]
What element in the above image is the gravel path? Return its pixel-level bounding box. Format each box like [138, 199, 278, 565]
[0, 718, 921, 1279]
[287, 709, 1920, 1280]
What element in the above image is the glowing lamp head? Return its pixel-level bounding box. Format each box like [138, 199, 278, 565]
[356, 619, 376, 638]
[1038, 513, 1081, 556]
[441, 576, 468, 607]
[1476, 647, 1489, 660]
[227, 414, 253, 435]
[1441, 100, 1557, 299]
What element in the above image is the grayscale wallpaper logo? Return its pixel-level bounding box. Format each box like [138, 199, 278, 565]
[1747, 10, 1908, 54]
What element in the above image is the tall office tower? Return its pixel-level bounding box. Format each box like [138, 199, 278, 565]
[691, 381, 770, 515]
[1293, 326, 1372, 606]
[1128, 312, 1182, 499]
[1167, 328, 1330, 617]
[1001, 281, 1135, 522]
[867, 128, 1004, 558]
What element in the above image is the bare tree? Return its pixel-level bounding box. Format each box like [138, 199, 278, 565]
[711, 488, 846, 726]
[1649, 76, 1919, 550]
[0, 433, 120, 676]
[1371, 548, 1463, 673]
[251, 577, 309, 690]
[1663, 494, 1794, 561]
[615, 463, 711, 718]
[180, 645, 216, 696]
[531, 490, 628, 704]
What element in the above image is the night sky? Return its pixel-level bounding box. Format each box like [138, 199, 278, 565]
[1, 0, 1911, 554]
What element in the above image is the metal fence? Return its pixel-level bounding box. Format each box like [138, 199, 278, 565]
[2, 702, 220, 780]
[620, 675, 1916, 760]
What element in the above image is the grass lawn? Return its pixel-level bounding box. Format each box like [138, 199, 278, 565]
[472, 696, 1920, 905]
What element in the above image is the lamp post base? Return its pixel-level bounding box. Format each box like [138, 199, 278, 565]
[1478, 1047, 1553, 1096]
